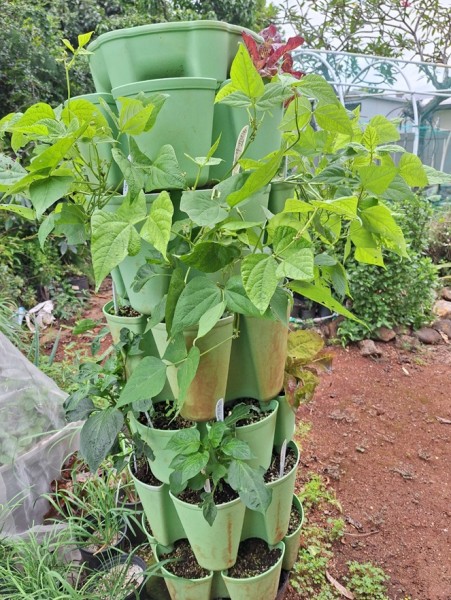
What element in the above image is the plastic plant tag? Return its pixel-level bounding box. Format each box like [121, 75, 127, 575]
[144, 411, 153, 428]
[215, 398, 224, 422]
[232, 125, 249, 174]
[279, 439, 288, 478]
[204, 478, 212, 493]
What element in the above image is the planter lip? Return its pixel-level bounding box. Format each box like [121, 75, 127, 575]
[112, 77, 218, 98]
[88, 20, 262, 49]
[266, 440, 300, 487]
[92, 552, 147, 600]
[284, 495, 304, 540]
[102, 300, 148, 324]
[233, 398, 279, 432]
[169, 488, 243, 511]
[128, 463, 165, 491]
[70, 92, 115, 103]
[221, 539, 285, 580]
[155, 540, 214, 581]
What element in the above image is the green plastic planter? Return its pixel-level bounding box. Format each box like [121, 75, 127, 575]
[235, 400, 278, 470]
[211, 82, 284, 181]
[87, 20, 261, 93]
[151, 315, 235, 421]
[226, 315, 289, 402]
[130, 467, 184, 547]
[221, 540, 285, 600]
[113, 77, 217, 188]
[273, 395, 296, 449]
[282, 495, 304, 570]
[154, 542, 214, 600]
[102, 300, 148, 377]
[242, 442, 300, 544]
[169, 491, 246, 571]
[268, 181, 298, 214]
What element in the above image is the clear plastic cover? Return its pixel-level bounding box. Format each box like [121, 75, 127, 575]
[0, 333, 79, 535]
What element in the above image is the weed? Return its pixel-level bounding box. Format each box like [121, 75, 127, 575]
[296, 420, 312, 440]
[345, 561, 390, 600]
[299, 473, 341, 510]
[326, 517, 345, 540]
[291, 525, 336, 598]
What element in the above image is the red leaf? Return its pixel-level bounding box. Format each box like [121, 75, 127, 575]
[259, 24, 282, 43]
[267, 35, 305, 67]
[241, 31, 260, 63]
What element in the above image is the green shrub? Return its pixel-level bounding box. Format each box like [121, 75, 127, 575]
[339, 193, 438, 342]
[428, 207, 451, 273]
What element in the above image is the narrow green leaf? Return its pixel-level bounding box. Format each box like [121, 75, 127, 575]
[165, 268, 186, 335]
[171, 278, 222, 335]
[116, 356, 167, 408]
[0, 203, 36, 221]
[177, 345, 200, 408]
[28, 136, 77, 172]
[227, 152, 283, 207]
[80, 408, 124, 471]
[230, 44, 265, 99]
[38, 214, 56, 248]
[196, 301, 226, 341]
[289, 281, 363, 323]
[241, 254, 279, 314]
[140, 191, 173, 259]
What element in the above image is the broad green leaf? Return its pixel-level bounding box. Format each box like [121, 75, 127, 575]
[289, 281, 363, 323]
[181, 242, 240, 273]
[360, 204, 406, 254]
[146, 144, 186, 191]
[355, 246, 384, 266]
[215, 81, 237, 103]
[222, 438, 254, 460]
[38, 214, 56, 248]
[28, 136, 78, 172]
[369, 115, 400, 143]
[29, 175, 73, 218]
[230, 43, 265, 99]
[269, 285, 291, 324]
[311, 196, 358, 219]
[227, 152, 283, 207]
[53, 204, 88, 245]
[358, 165, 398, 194]
[312, 165, 348, 185]
[80, 408, 124, 472]
[208, 422, 228, 448]
[171, 278, 222, 334]
[0, 204, 35, 221]
[170, 450, 209, 483]
[116, 356, 167, 408]
[196, 301, 226, 341]
[276, 247, 314, 281]
[283, 199, 314, 214]
[140, 191, 173, 259]
[279, 95, 312, 133]
[255, 83, 291, 111]
[424, 165, 451, 185]
[220, 220, 263, 231]
[78, 31, 93, 47]
[287, 329, 324, 361]
[91, 210, 141, 288]
[112, 149, 145, 198]
[162, 332, 187, 363]
[0, 154, 27, 189]
[227, 460, 271, 513]
[398, 153, 428, 187]
[165, 268, 186, 335]
[65, 396, 95, 423]
[362, 125, 379, 152]
[117, 97, 154, 135]
[292, 74, 339, 104]
[177, 345, 201, 408]
[216, 90, 252, 108]
[224, 275, 262, 317]
[315, 103, 353, 135]
[116, 190, 148, 223]
[166, 428, 200, 454]
[241, 254, 279, 314]
[62, 98, 109, 133]
[180, 190, 228, 226]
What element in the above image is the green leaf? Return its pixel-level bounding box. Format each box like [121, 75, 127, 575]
[289, 281, 363, 323]
[170, 450, 209, 482]
[227, 460, 271, 513]
[112, 149, 145, 198]
[315, 103, 353, 135]
[177, 345, 200, 408]
[116, 356, 167, 408]
[73, 319, 98, 335]
[311, 196, 358, 219]
[0, 203, 35, 221]
[166, 428, 200, 454]
[180, 190, 228, 226]
[241, 254, 279, 314]
[117, 97, 154, 135]
[220, 220, 263, 231]
[196, 301, 226, 341]
[0, 154, 27, 189]
[354, 246, 384, 266]
[146, 295, 166, 327]
[255, 83, 291, 111]
[279, 95, 312, 133]
[80, 408, 124, 471]
[230, 43, 265, 100]
[292, 74, 339, 104]
[146, 145, 186, 191]
[77, 31, 93, 48]
[222, 438, 254, 460]
[53, 204, 88, 245]
[398, 153, 428, 187]
[38, 214, 56, 248]
[181, 242, 240, 273]
[224, 275, 262, 317]
[171, 278, 222, 335]
[208, 422, 228, 448]
[369, 115, 400, 143]
[162, 332, 187, 363]
[270, 285, 290, 324]
[283, 199, 314, 214]
[362, 125, 379, 152]
[360, 204, 406, 254]
[201, 492, 217, 526]
[116, 190, 148, 223]
[227, 152, 283, 207]
[28, 135, 78, 172]
[140, 191, 173, 259]
[165, 268, 186, 335]
[423, 165, 451, 185]
[65, 396, 95, 422]
[29, 176, 73, 218]
[91, 211, 141, 289]
[358, 165, 398, 194]
[287, 329, 324, 361]
[273, 226, 314, 281]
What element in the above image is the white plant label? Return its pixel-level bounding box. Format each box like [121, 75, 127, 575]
[215, 398, 225, 422]
[279, 439, 288, 479]
[232, 125, 249, 174]
[204, 479, 212, 493]
[122, 154, 132, 196]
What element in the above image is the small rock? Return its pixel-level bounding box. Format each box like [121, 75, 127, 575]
[414, 327, 443, 345]
[394, 324, 411, 335]
[374, 326, 397, 342]
[358, 339, 382, 357]
[441, 287, 451, 301]
[433, 300, 451, 319]
[432, 319, 451, 338]
[395, 334, 420, 351]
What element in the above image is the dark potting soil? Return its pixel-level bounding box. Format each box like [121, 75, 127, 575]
[110, 305, 141, 317]
[225, 397, 274, 426]
[160, 539, 209, 579]
[138, 403, 193, 430]
[226, 538, 282, 578]
[131, 457, 161, 487]
[286, 503, 302, 535]
[264, 446, 297, 483]
[177, 482, 238, 506]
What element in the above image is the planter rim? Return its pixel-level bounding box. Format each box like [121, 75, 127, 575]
[221, 540, 285, 581]
[267, 440, 300, 488]
[284, 495, 304, 540]
[70, 92, 115, 103]
[128, 463, 165, 491]
[88, 20, 263, 49]
[155, 541, 214, 581]
[153, 312, 234, 334]
[103, 300, 148, 325]
[169, 489, 243, 511]
[112, 77, 218, 98]
[234, 399, 278, 432]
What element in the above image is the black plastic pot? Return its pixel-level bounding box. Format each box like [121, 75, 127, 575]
[94, 554, 147, 600]
[78, 516, 128, 570]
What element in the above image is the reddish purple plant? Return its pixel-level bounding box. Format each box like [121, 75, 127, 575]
[242, 24, 305, 79]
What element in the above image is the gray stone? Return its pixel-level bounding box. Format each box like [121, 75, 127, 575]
[358, 339, 383, 357]
[433, 300, 451, 319]
[414, 327, 443, 345]
[441, 287, 451, 301]
[374, 326, 397, 342]
[395, 335, 421, 351]
[432, 319, 451, 338]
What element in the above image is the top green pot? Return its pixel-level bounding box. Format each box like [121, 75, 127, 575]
[87, 20, 262, 93]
